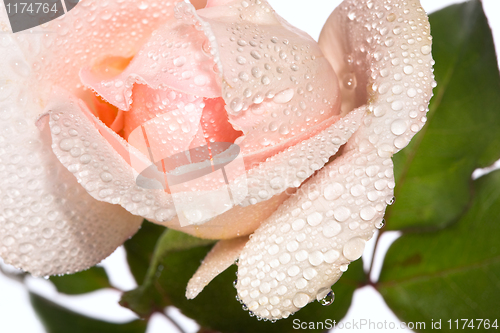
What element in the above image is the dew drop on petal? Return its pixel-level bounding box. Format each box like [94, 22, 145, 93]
[292, 292, 310, 308]
[343, 237, 366, 260]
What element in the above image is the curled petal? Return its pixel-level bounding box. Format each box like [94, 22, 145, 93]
[197, 0, 342, 159]
[319, 0, 435, 154]
[0, 97, 141, 277]
[236, 135, 393, 319]
[187, 236, 248, 299]
[0, 11, 144, 276]
[235, 0, 434, 319]
[43, 90, 177, 223]
[80, 19, 221, 111]
[7, 0, 186, 122]
[241, 108, 364, 205]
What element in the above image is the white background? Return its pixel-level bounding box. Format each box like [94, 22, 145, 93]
[1, 0, 500, 332]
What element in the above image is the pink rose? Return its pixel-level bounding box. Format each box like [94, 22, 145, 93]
[0, 0, 433, 320]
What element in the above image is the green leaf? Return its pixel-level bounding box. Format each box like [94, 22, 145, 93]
[30, 292, 147, 333]
[121, 229, 366, 332]
[50, 266, 112, 295]
[124, 220, 166, 284]
[378, 169, 500, 330]
[121, 229, 215, 317]
[386, 0, 500, 231]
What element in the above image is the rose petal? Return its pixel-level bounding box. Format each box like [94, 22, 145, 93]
[124, 84, 205, 159]
[236, 136, 393, 319]
[241, 108, 364, 205]
[196, 97, 243, 145]
[0, 14, 143, 276]
[186, 236, 248, 299]
[43, 89, 178, 223]
[236, 0, 434, 319]
[162, 190, 290, 239]
[196, 0, 342, 159]
[8, 0, 185, 122]
[319, 0, 435, 154]
[80, 19, 221, 110]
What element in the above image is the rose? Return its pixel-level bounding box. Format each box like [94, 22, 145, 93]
[0, 0, 433, 320]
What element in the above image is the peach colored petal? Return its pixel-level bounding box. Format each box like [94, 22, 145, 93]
[197, 97, 243, 145]
[206, 0, 233, 7]
[80, 19, 221, 111]
[242, 108, 364, 204]
[236, 136, 393, 319]
[235, 0, 434, 319]
[319, 0, 435, 154]
[43, 88, 177, 223]
[0, 39, 142, 275]
[10, 0, 185, 123]
[196, 0, 342, 157]
[186, 236, 248, 299]
[124, 84, 205, 160]
[161, 190, 291, 239]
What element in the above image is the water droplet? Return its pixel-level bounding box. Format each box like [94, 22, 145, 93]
[292, 219, 306, 231]
[322, 222, 342, 238]
[295, 250, 308, 261]
[80, 154, 91, 164]
[59, 138, 74, 151]
[307, 212, 323, 226]
[391, 101, 404, 111]
[155, 208, 174, 222]
[407, 88, 417, 97]
[333, 206, 350, 222]
[273, 88, 294, 104]
[386, 13, 396, 22]
[293, 292, 310, 308]
[403, 65, 414, 75]
[323, 182, 343, 200]
[261, 76, 270, 85]
[173, 56, 186, 67]
[343, 237, 366, 260]
[194, 75, 207, 86]
[268, 244, 279, 255]
[359, 206, 376, 221]
[138, 1, 149, 9]
[279, 252, 291, 264]
[391, 119, 407, 135]
[251, 67, 262, 78]
[230, 98, 243, 112]
[316, 288, 335, 306]
[375, 219, 386, 229]
[324, 249, 340, 263]
[236, 56, 247, 65]
[101, 10, 112, 20]
[286, 240, 299, 252]
[342, 73, 357, 90]
[3, 236, 14, 246]
[420, 45, 431, 55]
[339, 264, 349, 272]
[250, 50, 261, 59]
[308, 251, 324, 266]
[19, 243, 34, 253]
[279, 124, 289, 135]
[100, 172, 113, 182]
[238, 71, 249, 81]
